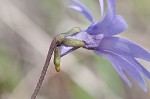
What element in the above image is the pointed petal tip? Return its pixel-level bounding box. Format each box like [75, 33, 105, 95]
[95, 51, 148, 92]
[69, 0, 94, 23]
[99, 0, 104, 18]
[99, 37, 150, 62]
[68, 5, 82, 12]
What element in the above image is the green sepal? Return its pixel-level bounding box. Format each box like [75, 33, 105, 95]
[54, 47, 61, 72]
[66, 27, 81, 36]
[63, 38, 85, 47]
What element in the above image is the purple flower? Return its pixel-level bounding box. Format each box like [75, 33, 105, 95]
[61, 0, 150, 91]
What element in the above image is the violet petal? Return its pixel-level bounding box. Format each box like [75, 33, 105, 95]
[87, 15, 127, 36]
[70, 0, 94, 23]
[95, 51, 132, 87]
[101, 15, 128, 36]
[97, 37, 150, 62]
[61, 46, 79, 57]
[120, 56, 150, 80]
[96, 51, 147, 91]
[87, 0, 116, 35]
[61, 31, 104, 56]
[99, 0, 104, 18]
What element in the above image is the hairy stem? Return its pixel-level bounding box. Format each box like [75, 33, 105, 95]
[31, 37, 57, 99]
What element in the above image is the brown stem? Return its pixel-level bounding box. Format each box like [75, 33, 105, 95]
[31, 37, 57, 99]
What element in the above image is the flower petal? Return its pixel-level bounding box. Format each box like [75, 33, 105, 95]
[87, 15, 127, 36]
[97, 37, 150, 62]
[121, 56, 150, 80]
[69, 0, 94, 23]
[61, 46, 79, 57]
[69, 5, 82, 12]
[101, 15, 128, 36]
[87, 0, 117, 35]
[66, 31, 104, 49]
[96, 51, 147, 91]
[106, 0, 116, 14]
[99, 0, 104, 18]
[96, 51, 132, 87]
[61, 31, 104, 56]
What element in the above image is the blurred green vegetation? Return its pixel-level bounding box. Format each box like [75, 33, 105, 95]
[135, 0, 150, 16]
[133, 0, 150, 29]
[35, 0, 65, 35]
[70, 79, 94, 99]
[94, 55, 124, 97]
[0, 47, 20, 93]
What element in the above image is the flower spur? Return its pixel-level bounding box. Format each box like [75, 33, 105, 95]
[31, 0, 150, 99]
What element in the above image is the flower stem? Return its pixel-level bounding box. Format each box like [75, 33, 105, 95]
[31, 37, 57, 99]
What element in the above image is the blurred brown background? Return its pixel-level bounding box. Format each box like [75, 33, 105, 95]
[0, 0, 150, 99]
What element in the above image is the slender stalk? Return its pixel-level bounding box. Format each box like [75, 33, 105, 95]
[31, 38, 57, 99]
[31, 28, 83, 99]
